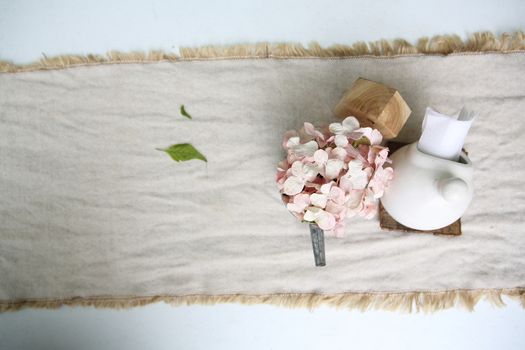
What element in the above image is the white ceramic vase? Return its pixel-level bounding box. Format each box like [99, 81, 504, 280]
[380, 142, 474, 230]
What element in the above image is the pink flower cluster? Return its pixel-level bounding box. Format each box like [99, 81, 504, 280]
[276, 117, 394, 237]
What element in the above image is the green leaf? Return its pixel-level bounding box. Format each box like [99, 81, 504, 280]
[157, 143, 207, 163]
[352, 137, 371, 148]
[180, 105, 192, 119]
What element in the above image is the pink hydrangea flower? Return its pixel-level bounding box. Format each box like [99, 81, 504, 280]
[276, 117, 394, 237]
[356, 127, 383, 145]
[286, 193, 311, 220]
[368, 166, 394, 198]
[282, 160, 319, 196]
[303, 206, 336, 230]
[329, 117, 360, 137]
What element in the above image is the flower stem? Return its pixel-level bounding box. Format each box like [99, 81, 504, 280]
[309, 223, 326, 267]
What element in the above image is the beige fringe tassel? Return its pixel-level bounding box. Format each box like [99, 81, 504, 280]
[1, 288, 524, 313]
[1, 31, 524, 313]
[1, 31, 524, 73]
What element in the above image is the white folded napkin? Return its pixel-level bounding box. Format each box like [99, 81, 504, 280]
[417, 107, 475, 161]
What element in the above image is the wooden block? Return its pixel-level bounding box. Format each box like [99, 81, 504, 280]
[334, 78, 411, 139]
[378, 141, 462, 236]
[379, 202, 461, 236]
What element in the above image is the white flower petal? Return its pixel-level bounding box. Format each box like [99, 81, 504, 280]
[320, 182, 333, 194]
[303, 122, 324, 140]
[313, 149, 328, 165]
[286, 193, 310, 213]
[331, 147, 347, 160]
[344, 160, 369, 190]
[290, 161, 303, 177]
[334, 134, 349, 147]
[316, 211, 336, 230]
[310, 193, 328, 208]
[286, 136, 300, 149]
[282, 130, 298, 148]
[348, 131, 365, 140]
[368, 129, 383, 145]
[329, 123, 344, 134]
[346, 190, 365, 209]
[351, 173, 368, 190]
[342, 117, 360, 132]
[302, 163, 320, 181]
[325, 159, 344, 180]
[303, 122, 316, 135]
[348, 160, 363, 172]
[287, 202, 303, 213]
[355, 127, 383, 145]
[283, 176, 306, 196]
[291, 140, 319, 157]
[303, 206, 322, 221]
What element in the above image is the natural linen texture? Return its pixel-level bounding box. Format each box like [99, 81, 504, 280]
[0, 53, 524, 311]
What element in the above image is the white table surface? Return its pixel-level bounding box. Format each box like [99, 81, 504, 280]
[0, 1, 524, 349]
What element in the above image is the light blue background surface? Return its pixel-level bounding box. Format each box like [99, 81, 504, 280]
[0, 1, 524, 349]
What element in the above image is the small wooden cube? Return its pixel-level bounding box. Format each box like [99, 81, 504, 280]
[334, 78, 411, 139]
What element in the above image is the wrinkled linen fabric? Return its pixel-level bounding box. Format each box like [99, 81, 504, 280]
[0, 53, 524, 304]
